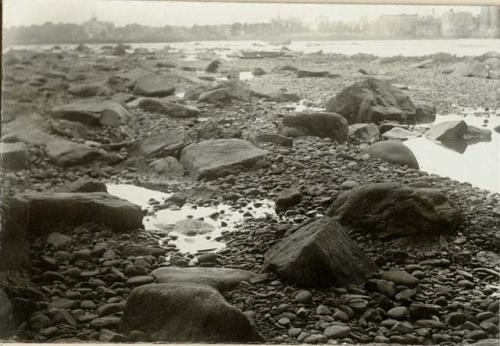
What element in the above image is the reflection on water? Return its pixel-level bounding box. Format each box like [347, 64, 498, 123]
[106, 184, 276, 253]
[405, 113, 500, 193]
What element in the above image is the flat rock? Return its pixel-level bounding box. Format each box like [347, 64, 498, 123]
[45, 140, 100, 166]
[326, 182, 463, 237]
[382, 127, 419, 141]
[180, 139, 267, 180]
[52, 101, 131, 127]
[263, 217, 377, 287]
[137, 98, 200, 118]
[132, 74, 175, 97]
[150, 267, 255, 292]
[363, 140, 419, 169]
[17, 192, 143, 234]
[120, 282, 263, 342]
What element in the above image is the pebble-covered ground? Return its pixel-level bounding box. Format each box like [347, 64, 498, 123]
[1, 45, 499, 344]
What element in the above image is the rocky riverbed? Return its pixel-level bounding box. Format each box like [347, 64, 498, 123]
[1, 43, 499, 344]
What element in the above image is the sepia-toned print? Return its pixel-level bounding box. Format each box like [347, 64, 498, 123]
[1, 0, 499, 344]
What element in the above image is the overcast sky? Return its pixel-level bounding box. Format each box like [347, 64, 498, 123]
[3, 0, 482, 28]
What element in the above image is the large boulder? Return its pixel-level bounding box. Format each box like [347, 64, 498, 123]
[1, 142, 28, 170]
[180, 139, 267, 180]
[120, 283, 263, 342]
[132, 75, 175, 97]
[426, 120, 467, 142]
[52, 101, 131, 127]
[282, 111, 348, 142]
[18, 192, 143, 234]
[45, 140, 100, 166]
[137, 98, 200, 118]
[0, 197, 30, 270]
[129, 128, 189, 158]
[363, 140, 419, 169]
[150, 267, 255, 292]
[325, 78, 435, 124]
[348, 123, 380, 142]
[263, 217, 377, 287]
[326, 183, 463, 238]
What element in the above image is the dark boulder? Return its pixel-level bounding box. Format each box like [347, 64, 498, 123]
[1, 142, 28, 170]
[0, 197, 30, 270]
[282, 111, 348, 142]
[325, 78, 435, 125]
[251, 67, 266, 76]
[363, 140, 419, 169]
[205, 60, 221, 73]
[263, 217, 377, 287]
[326, 183, 463, 238]
[275, 188, 302, 210]
[18, 192, 143, 234]
[120, 283, 263, 342]
[52, 101, 131, 127]
[426, 120, 468, 142]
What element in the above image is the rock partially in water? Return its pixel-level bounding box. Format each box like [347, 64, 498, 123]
[326, 182, 463, 238]
[348, 123, 380, 143]
[17, 192, 143, 234]
[0, 196, 29, 270]
[282, 111, 348, 143]
[172, 219, 215, 236]
[121, 282, 263, 342]
[426, 120, 468, 142]
[263, 217, 377, 287]
[325, 78, 435, 124]
[151, 267, 255, 292]
[180, 139, 267, 180]
[363, 140, 419, 169]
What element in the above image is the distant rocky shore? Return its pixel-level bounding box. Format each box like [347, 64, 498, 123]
[1, 43, 499, 344]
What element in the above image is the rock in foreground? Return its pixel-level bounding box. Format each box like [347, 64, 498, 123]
[120, 283, 263, 342]
[150, 267, 255, 292]
[18, 192, 143, 233]
[0, 197, 30, 270]
[263, 217, 377, 287]
[325, 78, 436, 124]
[180, 139, 267, 180]
[327, 183, 463, 238]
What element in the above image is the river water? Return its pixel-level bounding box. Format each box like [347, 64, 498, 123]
[7, 39, 500, 58]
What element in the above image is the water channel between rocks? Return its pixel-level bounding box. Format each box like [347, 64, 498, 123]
[106, 184, 276, 254]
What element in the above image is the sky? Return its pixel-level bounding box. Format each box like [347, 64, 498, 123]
[3, 0, 483, 28]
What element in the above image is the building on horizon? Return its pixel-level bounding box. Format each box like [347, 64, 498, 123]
[441, 10, 475, 38]
[479, 6, 500, 38]
[82, 16, 115, 39]
[415, 17, 441, 38]
[375, 14, 421, 37]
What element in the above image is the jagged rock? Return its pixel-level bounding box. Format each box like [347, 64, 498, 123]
[382, 127, 419, 141]
[0, 196, 30, 270]
[132, 75, 175, 97]
[205, 60, 221, 73]
[128, 128, 188, 159]
[1, 142, 28, 170]
[325, 78, 436, 124]
[363, 140, 419, 169]
[150, 267, 255, 292]
[180, 139, 267, 180]
[326, 182, 463, 238]
[282, 111, 348, 142]
[138, 98, 200, 118]
[17, 192, 143, 234]
[52, 101, 131, 127]
[45, 140, 100, 166]
[426, 120, 468, 142]
[348, 123, 380, 142]
[120, 283, 263, 342]
[263, 217, 377, 287]
[68, 83, 110, 97]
